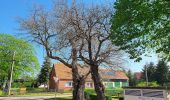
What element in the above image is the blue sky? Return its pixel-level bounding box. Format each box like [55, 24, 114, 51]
[0, 0, 159, 72]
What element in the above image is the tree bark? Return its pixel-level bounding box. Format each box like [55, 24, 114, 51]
[91, 65, 106, 100]
[71, 43, 85, 100]
[72, 73, 85, 100]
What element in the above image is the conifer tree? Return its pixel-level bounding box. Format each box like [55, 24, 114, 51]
[37, 57, 51, 87]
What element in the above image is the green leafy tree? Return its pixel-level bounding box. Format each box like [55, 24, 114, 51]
[0, 34, 40, 88]
[126, 70, 136, 86]
[142, 62, 156, 82]
[155, 60, 169, 86]
[110, 0, 170, 61]
[37, 57, 51, 87]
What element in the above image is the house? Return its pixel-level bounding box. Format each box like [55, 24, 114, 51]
[49, 63, 129, 91]
[134, 72, 143, 80]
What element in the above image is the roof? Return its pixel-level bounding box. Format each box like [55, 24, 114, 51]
[53, 63, 90, 80]
[134, 72, 143, 80]
[53, 63, 128, 80]
[100, 69, 129, 80]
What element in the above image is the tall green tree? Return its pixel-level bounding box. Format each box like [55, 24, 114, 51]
[126, 70, 136, 86]
[37, 57, 51, 87]
[142, 62, 156, 82]
[110, 0, 170, 61]
[155, 60, 169, 86]
[0, 34, 40, 88]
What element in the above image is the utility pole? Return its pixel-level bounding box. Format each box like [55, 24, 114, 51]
[145, 66, 148, 86]
[8, 51, 16, 95]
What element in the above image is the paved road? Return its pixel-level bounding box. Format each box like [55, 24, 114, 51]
[0, 95, 72, 100]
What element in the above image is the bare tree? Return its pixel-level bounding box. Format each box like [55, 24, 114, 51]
[18, 1, 124, 100]
[52, 2, 123, 100]
[18, 2, 90, 100]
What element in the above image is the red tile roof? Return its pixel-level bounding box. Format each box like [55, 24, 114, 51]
[134, 72, 143, 80]
[53, 63, 128, 80]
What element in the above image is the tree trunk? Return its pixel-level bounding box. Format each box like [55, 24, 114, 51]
[91, 65, 106, 100]
[72, 74, 85, 100]
[71, 43, 85, 100]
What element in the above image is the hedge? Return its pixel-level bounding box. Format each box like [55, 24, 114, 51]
[84, 89, 112, 100]
[105, 88, 123, 96]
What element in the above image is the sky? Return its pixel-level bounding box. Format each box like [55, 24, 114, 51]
[0, 0, 160, 72]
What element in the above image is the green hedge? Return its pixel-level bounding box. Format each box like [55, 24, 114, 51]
[84, 89, 112, 100]
[12, 82, 32, 88]
[119, 97, 124, 100]
[105, 88, 123, 96]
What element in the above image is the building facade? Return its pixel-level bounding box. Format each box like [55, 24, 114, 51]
[49, 63, 129, 91]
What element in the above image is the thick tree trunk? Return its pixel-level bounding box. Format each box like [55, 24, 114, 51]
[91, 65, 106, 100]
[72, 74, 85, 100]
[71, 43, 85, 100]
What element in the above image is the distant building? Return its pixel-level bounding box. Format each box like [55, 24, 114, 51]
[49, 63, 129, 91]
[134, 72, 143, 80]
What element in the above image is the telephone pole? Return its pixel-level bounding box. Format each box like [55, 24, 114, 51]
[145, 66, 148, 86]
[8, 51, 16, 95]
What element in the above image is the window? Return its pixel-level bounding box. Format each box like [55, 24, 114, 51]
[86, 82, 93, 88]
[65, 81, 73, 87]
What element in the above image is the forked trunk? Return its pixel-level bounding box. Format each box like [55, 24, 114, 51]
[72, 75, 85, 100]
[91, 65, 106, 100]
[72, 43, 85, 100]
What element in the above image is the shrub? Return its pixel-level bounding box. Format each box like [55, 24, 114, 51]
[119, 97, 124, 100]
[84, 90, 112, 100]
[84, 91, 90, 100]
[89, 94, 97, 100]
[84, 89, 95, 94]
[137, 81, 159, 87]
[105, 88, 123, 96]
[105, 95, 112, 100]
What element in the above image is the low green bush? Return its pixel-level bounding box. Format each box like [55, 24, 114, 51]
[119, 97, 124, 100]
[137, 81, 159, 87]
[89, 94, 97, 100]
[26, 88, 45, 93]
[105, 95, 112, 100]
[84, 89, 112, 100]
[105, 88, 123, 96]
[12, 82, 32, 88]
[84, 91, 90, 100]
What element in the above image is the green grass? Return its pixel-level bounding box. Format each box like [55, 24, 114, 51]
[15, 92, 72, 96]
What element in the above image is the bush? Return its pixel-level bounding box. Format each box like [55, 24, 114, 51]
[105, 95, 112, 100]
[84, 91, 90, 100]
[119, 97, 124, 100]
[105, 88, 123, 96]
[84, 90, 112, 100]
[89, 94, 97, 100]
[84, 89, 95, 94]
[26, 88, 45, 93]
[137, 81, 159, 87]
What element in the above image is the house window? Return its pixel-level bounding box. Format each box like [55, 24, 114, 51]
[65, 81, 73, 87]
[86, 82, 93, 88]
